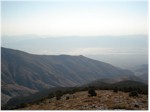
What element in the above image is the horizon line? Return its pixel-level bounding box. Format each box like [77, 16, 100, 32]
[1, 34, 148, 37]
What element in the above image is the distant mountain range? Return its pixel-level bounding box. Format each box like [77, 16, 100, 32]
[1, 47, 144, 105]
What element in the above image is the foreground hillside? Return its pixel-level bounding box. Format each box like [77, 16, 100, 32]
[21, 90, 148, 110]
[1, 47, 140, 105]
[2, 80, 147, 110]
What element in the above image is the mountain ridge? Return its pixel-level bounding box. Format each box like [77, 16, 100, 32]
[1, 47, 141, 105]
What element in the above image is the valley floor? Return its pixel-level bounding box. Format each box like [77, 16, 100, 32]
[21, 90, 148, 110]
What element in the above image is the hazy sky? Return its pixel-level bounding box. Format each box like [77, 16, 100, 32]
[1, 0, 148, 68]
[1, 0, 148, 36]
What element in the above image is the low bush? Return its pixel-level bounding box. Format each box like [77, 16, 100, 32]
[88, 88, 97, 97]
[129, 91, 138, 97]
[113, 87, 118, 93]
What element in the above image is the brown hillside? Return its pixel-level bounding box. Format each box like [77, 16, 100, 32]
[21, 90, 148, 110]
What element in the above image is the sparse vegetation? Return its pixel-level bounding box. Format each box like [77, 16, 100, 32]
[129, 91, 139, 97]
[88, 88, 97, 97]
[113, 87, 118, 93]
[2, 80, 148, 110]
[20, 90, 148, 110]
[112, 105, 126, 109]
[55, 90, 63, 100]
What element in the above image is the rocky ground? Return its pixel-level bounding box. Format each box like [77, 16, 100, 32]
[21, 90, 148, 110]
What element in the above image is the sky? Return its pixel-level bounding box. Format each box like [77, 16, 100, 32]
[1, 0, 148, 69]
[1, 0, 148, 36]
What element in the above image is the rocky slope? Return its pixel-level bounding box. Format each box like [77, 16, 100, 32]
[21, 90, 148, 110]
